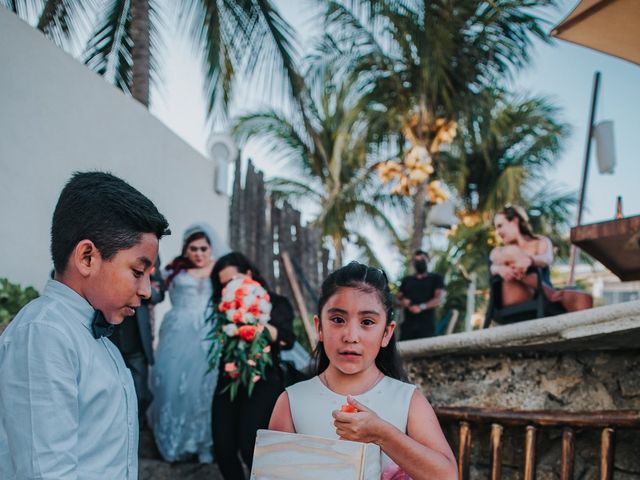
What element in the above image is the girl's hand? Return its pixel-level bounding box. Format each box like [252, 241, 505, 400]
[332, 395, 389, 444]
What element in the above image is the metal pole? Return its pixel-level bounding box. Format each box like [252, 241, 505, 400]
[568, 71, 601, 286]
[465, 273, 476, 332]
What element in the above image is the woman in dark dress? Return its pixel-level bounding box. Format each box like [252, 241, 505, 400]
[210, 252, 295, 480]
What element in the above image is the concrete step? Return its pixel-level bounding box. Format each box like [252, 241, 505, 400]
[139, 459, 223, 480]
[139, 428, 224, 479]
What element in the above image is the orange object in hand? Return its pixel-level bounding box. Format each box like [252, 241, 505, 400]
[340, 404, 358, 413]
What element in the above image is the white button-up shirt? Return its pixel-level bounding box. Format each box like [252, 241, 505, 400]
[0, 280, 138, 479]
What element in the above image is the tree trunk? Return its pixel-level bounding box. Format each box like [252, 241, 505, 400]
[333, 235, 343, 269]
[410, 185, 427, 254]
[130, 0, 150, 107]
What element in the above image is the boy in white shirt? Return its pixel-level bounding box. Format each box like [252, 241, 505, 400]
[0, 171, 169, 479]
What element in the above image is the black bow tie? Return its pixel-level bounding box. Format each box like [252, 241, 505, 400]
[92, 311, 114, 339]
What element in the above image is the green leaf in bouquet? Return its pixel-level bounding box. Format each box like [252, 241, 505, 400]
[229, 381, 240, 402]
[247, 379, 255, 397]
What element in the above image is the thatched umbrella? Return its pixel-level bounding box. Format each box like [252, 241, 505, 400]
[551, 0, 639, 65]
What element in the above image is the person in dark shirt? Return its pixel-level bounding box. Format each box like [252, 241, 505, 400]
[210, 252, 295, 479]
[397, 250, 445, 340]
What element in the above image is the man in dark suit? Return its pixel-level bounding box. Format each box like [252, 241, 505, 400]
[111, 257, 164, 424]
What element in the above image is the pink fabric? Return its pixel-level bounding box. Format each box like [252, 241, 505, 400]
[381, 460, 410, 480]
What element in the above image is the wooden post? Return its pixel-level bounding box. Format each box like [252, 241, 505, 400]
[490, 423, 503, 480]
[281, 251, 317, 348]
[523, 426, 537, 480]
[458, 421, 471, 480]
[560, 427, 575, 480]
[229, 154, 243, 250]
[600, 427, 615, 480]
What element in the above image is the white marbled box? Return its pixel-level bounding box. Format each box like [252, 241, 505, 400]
[251, 429, 381, 479]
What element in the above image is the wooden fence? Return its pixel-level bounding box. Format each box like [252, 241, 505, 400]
[436, 406, 640, 480]
[228, 157, 332, 318]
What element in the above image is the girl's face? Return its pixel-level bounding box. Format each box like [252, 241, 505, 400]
[494, 213, 520, 244]
[185, 237, 212, 268]
[315, 287, 395, 377]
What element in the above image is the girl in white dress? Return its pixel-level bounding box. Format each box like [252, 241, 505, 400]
[269, 262, 457, 479]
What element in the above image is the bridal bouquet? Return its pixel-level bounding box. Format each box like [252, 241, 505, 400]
[207, 276, 273, 400]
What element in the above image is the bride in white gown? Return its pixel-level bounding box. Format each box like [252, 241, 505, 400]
[147, 223, 228, 463]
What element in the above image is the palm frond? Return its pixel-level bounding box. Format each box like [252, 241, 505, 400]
[232, 110, 320, 176]
[351, 232, 385, 269]
[37, 0, 96, 49]
[181, 0, 303, 119]
[83, 0, 132, 94]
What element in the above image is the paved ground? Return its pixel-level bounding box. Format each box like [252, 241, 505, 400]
[139, 429, 224, 480]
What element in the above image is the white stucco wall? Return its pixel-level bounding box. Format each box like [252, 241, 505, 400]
[0, 9, 229, 293]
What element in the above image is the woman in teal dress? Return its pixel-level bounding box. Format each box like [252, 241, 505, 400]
[147, 223, 228, 463]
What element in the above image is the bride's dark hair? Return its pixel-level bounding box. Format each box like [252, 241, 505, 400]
[210, 252, 270, 304]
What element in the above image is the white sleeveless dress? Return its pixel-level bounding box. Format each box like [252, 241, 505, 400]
[287, 375, 416, 477]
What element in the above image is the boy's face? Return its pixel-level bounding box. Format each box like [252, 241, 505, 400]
[84, 233, 159, 324]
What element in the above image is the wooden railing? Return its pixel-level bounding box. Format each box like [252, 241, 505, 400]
[434, 407, 640, 480]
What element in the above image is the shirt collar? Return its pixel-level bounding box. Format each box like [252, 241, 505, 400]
[42, 279, 95, 333]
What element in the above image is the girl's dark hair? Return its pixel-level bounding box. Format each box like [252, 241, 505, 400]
[210, 252, 270, 303]
[314, 261, 407, 381]
[499, 204, 538, 240]
[165, 231, 210, 288]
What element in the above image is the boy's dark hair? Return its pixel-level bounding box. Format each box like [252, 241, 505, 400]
[51, 171, 170, 273]
[210, 252, 270, 303]
[314, 261, 407, 381]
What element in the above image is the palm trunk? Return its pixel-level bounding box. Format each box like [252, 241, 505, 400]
[406, 109, 430, 256]
[410, 186, 427, 254]
[333, 235, 343, 269]
[130, 0, 150, 107]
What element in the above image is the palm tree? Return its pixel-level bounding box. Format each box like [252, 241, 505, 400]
[2, 0, 302, 111]
[442, 90, 570, 216]
[432, 90, 575, 324]
[317, 0, 557, 255]
[233, 63, 405, 267]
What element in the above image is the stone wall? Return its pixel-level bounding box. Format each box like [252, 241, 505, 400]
[400, 301, 640, 479]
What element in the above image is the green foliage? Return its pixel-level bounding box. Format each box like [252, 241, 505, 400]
[320, 0, 556, 117]
[0, 278, 39, 329]
[431, 223, 492, 323]
[440, 90, 572, 217]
